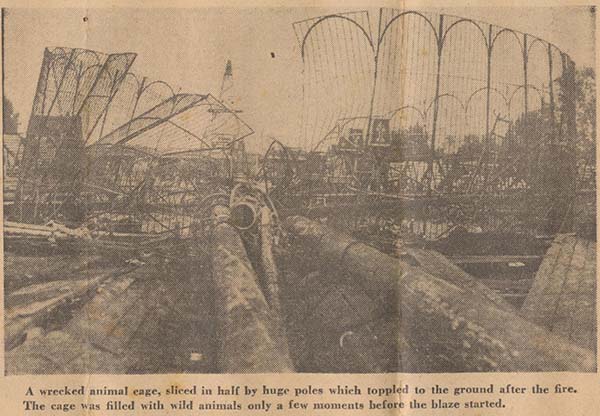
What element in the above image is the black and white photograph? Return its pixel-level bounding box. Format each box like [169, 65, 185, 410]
[2, 6, 596, 374]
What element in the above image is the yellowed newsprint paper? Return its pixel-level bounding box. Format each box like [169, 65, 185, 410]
[0, 0, 597, 414]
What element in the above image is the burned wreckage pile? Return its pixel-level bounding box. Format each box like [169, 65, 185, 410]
[3, 9, 597, 374]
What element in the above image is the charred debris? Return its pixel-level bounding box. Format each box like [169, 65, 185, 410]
[3, 9, 597, 374]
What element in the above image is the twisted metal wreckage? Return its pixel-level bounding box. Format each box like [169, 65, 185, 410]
[3, 9, 597, 374]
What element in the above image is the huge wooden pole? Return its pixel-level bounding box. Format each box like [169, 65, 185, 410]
[259, 206, 283, 314]
[283, 216, 595, 372]
[211, 206, 293, 373]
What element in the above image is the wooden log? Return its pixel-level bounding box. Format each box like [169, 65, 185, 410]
[3, 220, 170, 255]
[259, 206, 283, 314]
[65, 263, 175, 373]
[4, 254, 105, 293]
[6, 256, 219, 374]
[402, 247, 514, 312]
[283, 216, 595, 372]
[521, 235, 596, 351]
[278, 235, 513, 371]
[5, 265, 138, 350]
[449, 254, 542, 265]
[211, 206, 293, 373]
[280, 265, 392, 372]
[5, 330, 125, 375]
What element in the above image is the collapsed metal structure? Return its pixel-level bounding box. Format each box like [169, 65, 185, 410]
[8, 10, 590, 243]
[270, 9, 582, 240]
[12, 47, 252, 239]
[3, 9, 596, 374]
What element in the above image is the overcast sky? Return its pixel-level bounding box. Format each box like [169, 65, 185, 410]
[4, 7, 595, 151]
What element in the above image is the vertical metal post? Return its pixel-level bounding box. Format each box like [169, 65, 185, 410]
[365, 8, 383, 149]
[560, 58, 578, 232]
[485, 25, 492, 150]
[97, 74, 120, 140]
[84, 67, 134, 145]
[71, 64, 83, 115]
[16, 49, 76, 222]
[523, 34, 528, 116]
[482, 25, 493, 188]
[429, 15, 444, 192]
[131, 77, 147, 120]
[547, 44, 556, 129]
[38, 49, 52, 116]
[522, 34, 531, 185]
[75, 55, 111, 117]
[44, 49, 78, 119]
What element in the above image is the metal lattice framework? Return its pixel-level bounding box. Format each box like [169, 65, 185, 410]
[280, 8, 579, 239]
[13, 47, 253, 235]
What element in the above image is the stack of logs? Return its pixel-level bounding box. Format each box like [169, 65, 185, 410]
[211, 209, 595, 372]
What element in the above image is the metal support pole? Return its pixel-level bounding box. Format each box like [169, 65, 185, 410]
[365, 8, 383, 149]
[482, 25, 493, 188]
[522, 34, 533, 198]
[485, 25, 492, 154]
[548, 44, 556, 127]
[429, 15, 445, 193]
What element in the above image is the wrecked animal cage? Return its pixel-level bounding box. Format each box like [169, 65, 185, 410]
[282, 9, 583, 239]
[10, 47, 253, 239]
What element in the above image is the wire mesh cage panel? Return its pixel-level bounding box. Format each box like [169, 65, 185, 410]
[15, 48, 136, 224]
[291, 8, 580, 238]
[13, 47, 253, 237]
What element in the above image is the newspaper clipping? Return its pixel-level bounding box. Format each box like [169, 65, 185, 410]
[0, 1, 598, 415]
